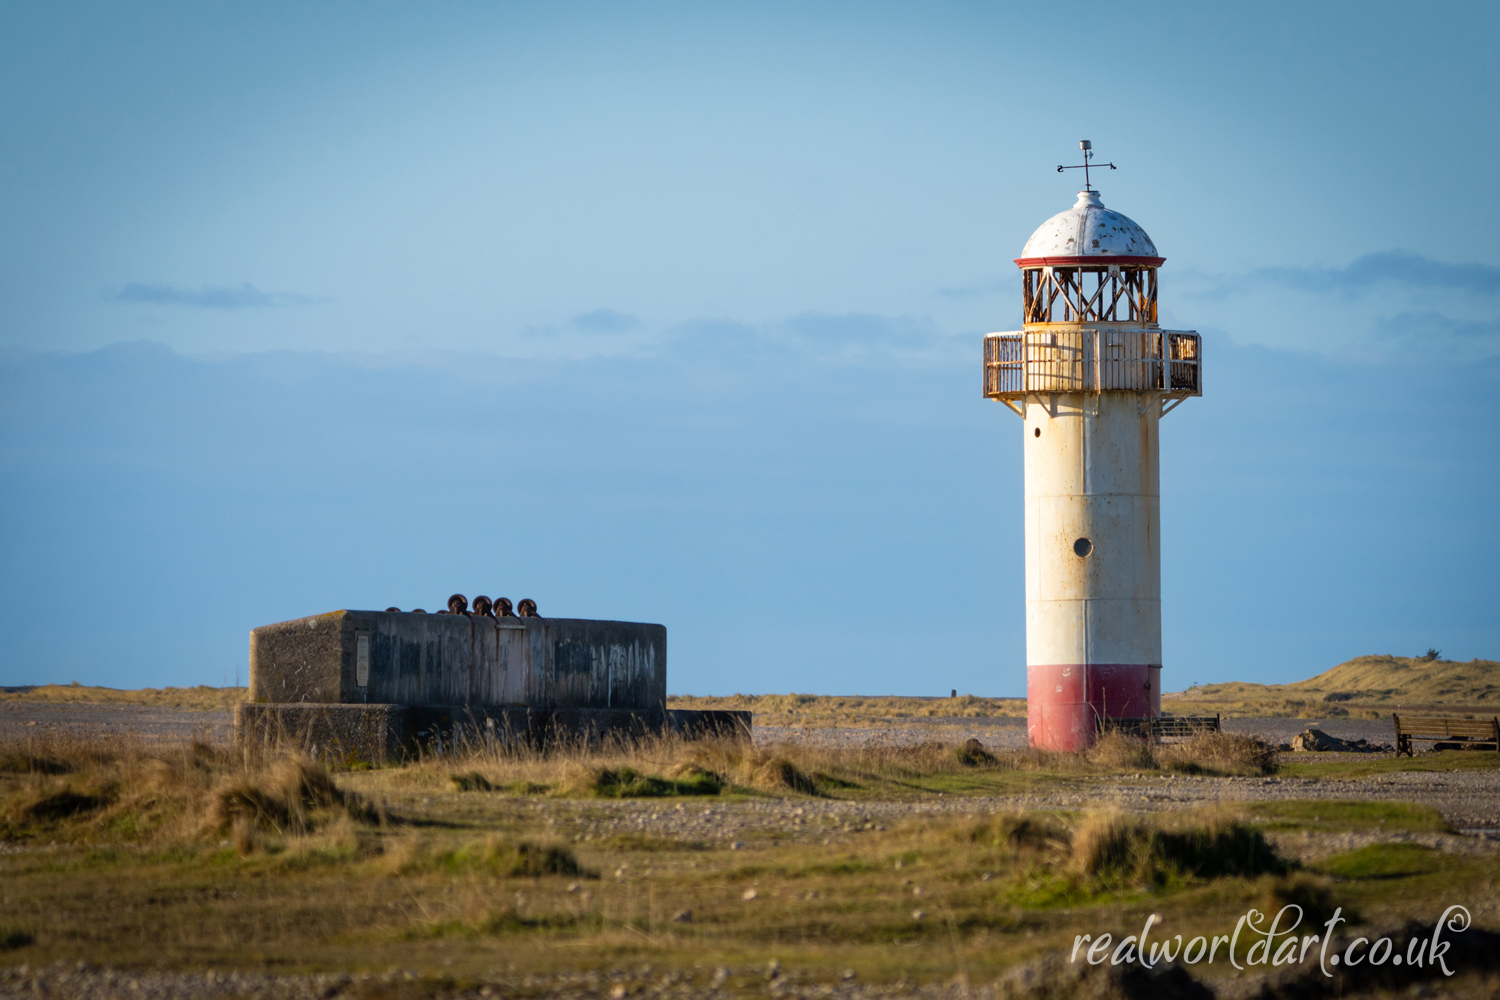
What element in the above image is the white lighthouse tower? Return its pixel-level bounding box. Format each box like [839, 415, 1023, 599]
[984, 142, 1201, 752]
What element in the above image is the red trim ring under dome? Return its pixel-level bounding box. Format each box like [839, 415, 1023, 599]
[1014, 255, 1166, 269]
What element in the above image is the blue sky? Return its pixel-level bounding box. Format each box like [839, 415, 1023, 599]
[1, 1, 1496, 694]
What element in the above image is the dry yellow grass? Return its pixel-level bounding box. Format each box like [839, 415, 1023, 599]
[1164, 654, 1500, 718]
[3, 729, 1493, 991]
[0, 683, 246, 710]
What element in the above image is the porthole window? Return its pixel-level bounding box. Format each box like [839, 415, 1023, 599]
[1033, 427, 1041, 438]
[1073, 537, 1093, 557]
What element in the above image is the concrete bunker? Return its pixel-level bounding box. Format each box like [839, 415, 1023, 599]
[234, 604, 748, 764]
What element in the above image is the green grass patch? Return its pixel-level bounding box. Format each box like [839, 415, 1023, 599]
[579, 766, 724, 798]
[449, 772, 553, 794]
[1245, 800, 1451, 833]
[1277, 751, 1500, 780]
[1314, 842, 1442, 880]
[400, 838, 595, 879]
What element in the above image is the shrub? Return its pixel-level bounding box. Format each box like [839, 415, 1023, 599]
[396, 835, 594, 878]
[962, 812, 1069, 855]
[0, 929, 34, 951]
[450, 772, 494, 792]
[566, 764, 724, 798]
[748, 756, 818, 795]
[20, 790, 109, 823]
[955, 738, 997, 767]
[685, 741, 818, 795]
[1262, 874, 1352, 929]
[1072, 811, 1286, 886]
[1088, 732, 1157, 771]
[1160, 732, 1278, 777]
[208, 756, 378, 836]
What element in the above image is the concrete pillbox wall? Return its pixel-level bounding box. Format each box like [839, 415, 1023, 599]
[249, 611, 666, 711]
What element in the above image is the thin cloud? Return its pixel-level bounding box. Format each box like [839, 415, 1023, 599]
[936, 278, 1006, 299]
[570, 308, 641, 333]
[781, 311, 939, 351]
[113, 283, 323, 309]
[1255, 250, 1500, 297]
[1371, 310, 1500, 355]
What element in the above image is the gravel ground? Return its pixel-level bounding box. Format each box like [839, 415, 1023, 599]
[0, 702, 231, 742]
[512, 771, 1500, 848]
[0, 703, 1393, 752]
[0, 964, 1131, 1000]
[5, 955, 1499, 1000]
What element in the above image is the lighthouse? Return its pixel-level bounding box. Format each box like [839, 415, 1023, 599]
[984, 142, 1201, 752]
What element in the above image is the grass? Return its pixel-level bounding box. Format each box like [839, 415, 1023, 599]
[1244, 800, 1453, 834]
[1276, 749, 1500, 781]
[0, 683, 246, 710]
[1314, 842, 1442, 880]
[1, 728, 1496, 993]
[1163, 653, 1500, 718]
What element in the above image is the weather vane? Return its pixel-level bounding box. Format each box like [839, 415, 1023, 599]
[1056, 139, 1115, 191]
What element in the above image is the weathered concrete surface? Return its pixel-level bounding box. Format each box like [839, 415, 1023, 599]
[249, 611, 665, 711]
[1022, 391, 1162, 751]
[236, 703, 751, 763]
[235, 703, 409, 766]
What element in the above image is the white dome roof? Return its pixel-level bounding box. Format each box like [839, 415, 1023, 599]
[1018, 190, 1160, 263]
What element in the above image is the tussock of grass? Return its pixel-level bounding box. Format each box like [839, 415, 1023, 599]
[390, 834, 594, 878]
[686, 741, 818, 794]
[958, 812, 1070, 855]
[20, 790, 109, 822]
[1159, 732, 1279, 776]
[564, 764, 724, 798]
[210, 756, 380, 839]
[1087, 732, 1158, 771]
[1085, 731, 1277, 777]
[0, 750, 75, 775]
[0, 929, 34, 951]
[1262, 873, 1350, 927]
[1071, 810, 1286, 887]
[450, 771, 495, 791]
[0, 731, 379, 854]
[955, 738, 997, 767]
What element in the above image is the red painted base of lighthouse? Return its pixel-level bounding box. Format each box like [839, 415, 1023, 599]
[1026, 663, 1161, 752]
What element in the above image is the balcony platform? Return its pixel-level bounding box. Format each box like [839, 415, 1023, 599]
[984, 326, 1201, 415]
